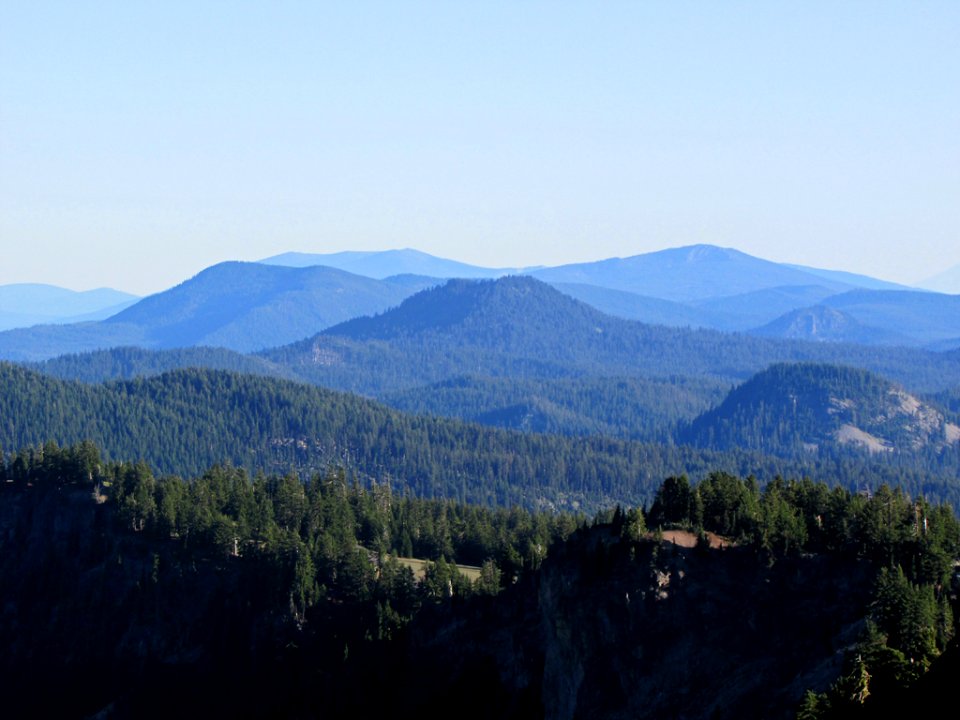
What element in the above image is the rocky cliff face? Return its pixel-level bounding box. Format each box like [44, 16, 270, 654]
[403, 526, 875, 720]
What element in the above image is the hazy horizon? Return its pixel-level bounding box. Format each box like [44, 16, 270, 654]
[3, 2, 958, 294]
[0, 242, 941, 296]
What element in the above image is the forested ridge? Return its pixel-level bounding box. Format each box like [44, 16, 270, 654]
[34, 344, 295, 383]
[1, 442, 957, 718]
[20, 278, 960, 464]
[5, 361, 960, 511]
[0, 441, 575, 717]
[644, 471, 960, 718]
[263, 277, 960, 395]
[380, 373, 729, 442]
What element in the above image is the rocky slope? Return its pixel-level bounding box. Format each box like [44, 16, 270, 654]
[684, 363, 960, 456]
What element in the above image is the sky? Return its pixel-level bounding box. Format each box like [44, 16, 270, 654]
[1, 1, 958, 295]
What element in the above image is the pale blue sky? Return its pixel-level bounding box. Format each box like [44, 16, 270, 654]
[2, 1, 958, 294]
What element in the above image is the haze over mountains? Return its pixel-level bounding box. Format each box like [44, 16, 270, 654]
[530, 245, 879, 300]
[261, 248, 524, 279]
[0, 284, 138, 332]
[752, 305, 908, 345]
[3, 243, 960, 475]
[262, 276, 960, 394]
[2, 244, 958, 453]
[3, 245, 957, 362]
[0, 263, 438, 361]
[6, 244, 960, 719]
[921, 262, 960, 294]
[18, 273, 960, 488]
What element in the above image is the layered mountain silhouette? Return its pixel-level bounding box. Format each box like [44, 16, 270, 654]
[262, 276, 960, 396]
[750, 291, 960, 348]
[0, 263, 436, 361]
[0, 283, 138, 331]
[261, 248, 523, 279]
[528, 244, 857, 302]
[921, 262, 960, 294]
[3, 245, 959, 364]
[750, 305, 907, 345]
[816, 290, 960, 345]
[780, 263, 909, 291]
[264, 246, 959, 346]
[692, 285, 841, 331]
[103, 262, 436, 349]
[549, 282, 729, 328]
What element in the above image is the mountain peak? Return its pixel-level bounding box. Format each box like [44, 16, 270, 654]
[670, 244, 744, 262]
[531, 244, 853, 302]
[323, 275, 601, 341]
[0, 263, 434, 360]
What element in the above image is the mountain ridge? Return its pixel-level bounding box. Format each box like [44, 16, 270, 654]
[3, 244, 954, 359]
[0, 361, 823, 511]
[263, 276, 960, 396]
[0, 263, 436, 360]
[0, 283, 139, 331]
[527, 244, 857, 302]
[261, 248, 525, 279]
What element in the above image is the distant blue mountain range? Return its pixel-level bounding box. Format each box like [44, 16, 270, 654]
[0, 284, 138, 331]
[921, 262, 960, 294]
[0, 264, 436, 361]
[263, 244, 957, 347]
[2, 244, 958, 362]
[261, 248, 525, 279]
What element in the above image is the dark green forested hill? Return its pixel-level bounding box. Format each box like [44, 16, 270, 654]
[4, 362, 960, 510]
[683, 364, 960, 462]
[381, 374, 729, 442]
[33, 349, 728, 444]
[33, 345, 296, 383]
[17, 278, 960, 456]
[0, 362, 738, 510]
[928, 385, 960, 417]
